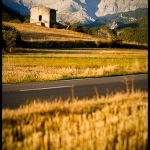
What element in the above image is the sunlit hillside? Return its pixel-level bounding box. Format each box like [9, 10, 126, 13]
[2, 22, 103, 42]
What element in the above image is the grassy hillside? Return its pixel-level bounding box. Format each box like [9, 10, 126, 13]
[2, 21, 148, 50]
[2, 22, 101, 42]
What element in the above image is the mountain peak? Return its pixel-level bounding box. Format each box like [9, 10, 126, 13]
[2, 0, 148, 24]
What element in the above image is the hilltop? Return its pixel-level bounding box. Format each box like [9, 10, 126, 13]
[2, 22, 101, 42]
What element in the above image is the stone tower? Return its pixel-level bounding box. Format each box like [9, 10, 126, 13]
[30, 5, 56, 28]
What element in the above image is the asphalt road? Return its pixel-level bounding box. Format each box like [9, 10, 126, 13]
[2, 74, 148, 109]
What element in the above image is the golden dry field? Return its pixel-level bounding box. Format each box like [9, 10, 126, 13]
[2, 49, 148, 83]
[2, 22, 104, 42]
[2, 88, 148, 150]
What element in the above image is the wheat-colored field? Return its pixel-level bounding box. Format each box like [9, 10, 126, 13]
[2, 49, 148, 83]
[2, 88, 148, 150]
[2, 22, 103, 42]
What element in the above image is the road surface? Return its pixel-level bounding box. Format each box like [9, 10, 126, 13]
[2, 74, 148, 109]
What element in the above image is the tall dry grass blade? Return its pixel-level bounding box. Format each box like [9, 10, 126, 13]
[71, 84, 75, 102]
[94, 86, 99, 100]
[131, 76, 134, 93]
[122, 76, 130, 94]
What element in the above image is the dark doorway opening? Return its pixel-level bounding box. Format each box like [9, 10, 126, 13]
[39, 15, 42, 21]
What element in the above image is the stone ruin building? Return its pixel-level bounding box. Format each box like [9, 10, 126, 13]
[30, 5, 56, 28]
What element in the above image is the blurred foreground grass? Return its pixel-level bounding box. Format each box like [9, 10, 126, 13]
[2, 88, 148, 150]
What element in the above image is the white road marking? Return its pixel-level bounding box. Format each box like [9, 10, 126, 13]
[20, 86, 71, 92]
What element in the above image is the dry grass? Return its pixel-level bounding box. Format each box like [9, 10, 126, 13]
[2, 22, 103, 42]
[2, 64, 147, 84]
[2, 50, 148, 83]
[2, 88, 148, 150]
[2, 22, 148, 149]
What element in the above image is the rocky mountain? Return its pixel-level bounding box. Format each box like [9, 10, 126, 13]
[87, 7, 148, 28]
[2, 0, 148, 25]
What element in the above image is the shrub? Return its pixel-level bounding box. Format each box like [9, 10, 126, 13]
[23, 19, 30, 24]
[95, 40, 101, 47]
[70, 24, 85, 33]
[2, 24, 21, 53]
[117, 27, 148, 44]
[9, 19, 22, 23]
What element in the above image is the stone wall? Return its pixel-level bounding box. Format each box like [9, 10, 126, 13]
[30, 5, 56, 28]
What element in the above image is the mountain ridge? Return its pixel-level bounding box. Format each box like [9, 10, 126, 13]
[88, 7, 148, 28]
[2, 0, 148, 24]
